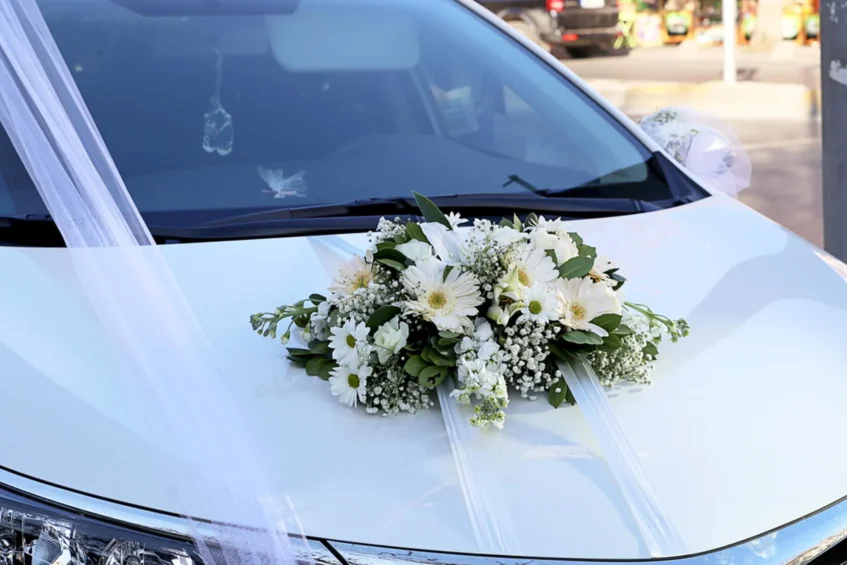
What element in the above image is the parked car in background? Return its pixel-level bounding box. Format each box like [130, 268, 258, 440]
[477, 0, 623, 57]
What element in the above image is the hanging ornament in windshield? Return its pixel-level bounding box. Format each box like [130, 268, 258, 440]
[202, 48, 234, 157]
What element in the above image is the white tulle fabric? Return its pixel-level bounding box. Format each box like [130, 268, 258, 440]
[558, 360, 686, 557]
[0, 2, 307, 565]
[639, 107, 752, 198]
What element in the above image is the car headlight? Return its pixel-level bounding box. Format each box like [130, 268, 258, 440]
[0, 469, 338, 565]
[3, 464, 847, 565]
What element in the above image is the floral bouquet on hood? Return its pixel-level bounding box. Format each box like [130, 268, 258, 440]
[251, 193, 689, 429]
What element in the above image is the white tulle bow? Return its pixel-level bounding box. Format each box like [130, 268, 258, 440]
[638, 107, 752, 198]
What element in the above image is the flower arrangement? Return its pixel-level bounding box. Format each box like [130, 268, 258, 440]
[250, 193, 689, 429]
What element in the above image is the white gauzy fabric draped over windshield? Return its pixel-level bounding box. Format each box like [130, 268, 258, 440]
[0, 2, 308, 565]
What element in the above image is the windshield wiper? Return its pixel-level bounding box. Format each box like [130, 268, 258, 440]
[198, 192, 658, 230]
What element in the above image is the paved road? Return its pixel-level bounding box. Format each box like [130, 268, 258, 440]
[563, 48, 822, 90]
[733, 120, 822, 247]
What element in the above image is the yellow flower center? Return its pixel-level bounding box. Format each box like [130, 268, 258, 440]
[529, 300, 543, 315]
[517, 268, 531, 287]
[346, 335, 357, 348]
[570, 303, 587, 322]
[347, 374, 360, 388]
[351, 272, 371, 290]
[427, 290, 447, 310]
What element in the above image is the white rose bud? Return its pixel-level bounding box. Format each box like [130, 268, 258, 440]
[395, 240, 433, 263]
[373, 316, 410, 364]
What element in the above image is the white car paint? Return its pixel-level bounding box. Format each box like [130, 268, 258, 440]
[2, 194, 846, 559]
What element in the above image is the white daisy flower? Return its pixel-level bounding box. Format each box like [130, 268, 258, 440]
[555, 277, 622, 336]
[446, 212, 468, 230]
[329, 363, 372, 407]
[504, 245, 558, 292]
[517, 283, 557, 324]
[328, 256, 374, 295]
[529, 229, 579, 265]
[329, 318, 370, 366]
[402, 259, 483, 332]
[395, 240, 433, 263]
[535, 215, 570, 235]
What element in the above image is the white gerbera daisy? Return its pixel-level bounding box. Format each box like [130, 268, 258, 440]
[517, 283, 557, 324]
[328, 363, 372, 407]
[402, 259, 483, 332]
[329, 318, 371, 366]
[589, 255, 617, 285]
[555, 277, 622, 336]
[328, 255, 374, 295]
[505, 245, 557, 291]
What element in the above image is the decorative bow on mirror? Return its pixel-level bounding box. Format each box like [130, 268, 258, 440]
[639, 107, 752, 198]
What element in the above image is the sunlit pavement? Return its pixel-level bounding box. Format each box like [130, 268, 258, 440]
[731, 120, 822, 248]
[560, 46, 821, 90]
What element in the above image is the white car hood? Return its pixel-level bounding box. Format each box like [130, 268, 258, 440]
[2, 195, 846, 560]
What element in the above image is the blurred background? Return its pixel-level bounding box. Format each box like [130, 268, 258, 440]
[480, 0, 822, 246]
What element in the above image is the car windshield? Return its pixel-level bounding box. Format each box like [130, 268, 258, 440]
[2, 0, 686, 231]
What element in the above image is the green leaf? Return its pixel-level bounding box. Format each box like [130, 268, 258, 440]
[548, 378, 569, 408]
[429, 349, 454, 367]
[286, 347, 313, 358]
[375, 241, 397, 251]
[513, 214, 522, 232]
[420, 347, 432, 363]
[614, 323, 633, 336]
[568, 232, 584, 246]
[374, 247, 407, 263]
[643, 342, 659, 357]
[545, 249, 558, 264]
[438, 336, 460, 348]
[306, 356, 326, 377]
[309, 293, 327, 304]
[566, 388, 576, 405]
[366, 306, 402, 332]
[406, 221, 429, 243]
[591, 313, 622, 334]
[404, 355, 427, 377]
[413, 192, 452, 230]
[526, 212, 539, 227]
[601, 333, 622, 350]
[308, 340, 330, 355]
[583, 332, 604, 345]
[377, 258, 406, 271]
[562, 331, 603, 345]
[289, 358, 309, 368]
[548, 341, 571, 361]
[443, 264, 454, 283]
[578, 244, 597, 259]
[317, 360, 336, 381]
[558, 256, 595, 279]
[439, 330, 461, 339]
[393, 232, 409, 244]
[499, 217, 513, 228]
[419, 365, 448, 388]
[610, 272, 627, 291]
[562, 331, 589, 345]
